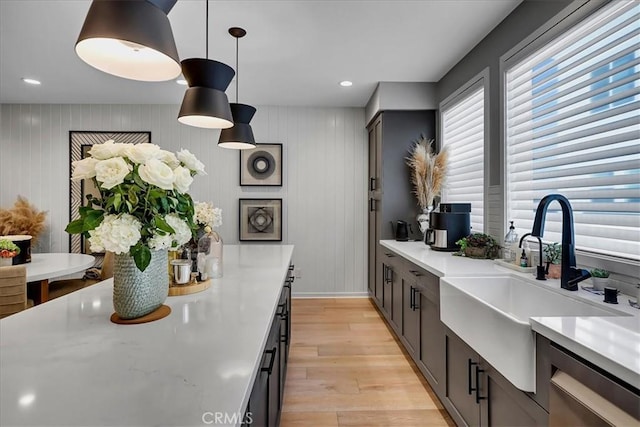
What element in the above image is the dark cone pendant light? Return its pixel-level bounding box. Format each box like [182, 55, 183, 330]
[178, 59, 235, 129]
[76, 0, 181, 82]
[218, 27, 257, 149]
[178, 1, 235, 129]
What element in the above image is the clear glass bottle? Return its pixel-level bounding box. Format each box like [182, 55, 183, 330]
[503, 221, 518, 263]
[197, 226, 223, 280]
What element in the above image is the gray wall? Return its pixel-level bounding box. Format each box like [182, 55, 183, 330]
[436, 0, 573, 186]
[0, 104, 368, 297]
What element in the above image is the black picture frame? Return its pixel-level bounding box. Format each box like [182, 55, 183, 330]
[239, 143, 283, 186]
[69, 131, 151, 254]
[239, 198, 283, 242]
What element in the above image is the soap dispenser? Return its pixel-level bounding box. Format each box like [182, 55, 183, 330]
[503, 221, 518, 263]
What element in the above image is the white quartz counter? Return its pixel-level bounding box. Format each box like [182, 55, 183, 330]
[380, 240, 640, 388]
[380, 240, 510, 277]
[0, 244, 294, 427]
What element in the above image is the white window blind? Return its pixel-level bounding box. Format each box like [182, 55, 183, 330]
[505, 0, 640, 260]
[442, 85, 485, 233]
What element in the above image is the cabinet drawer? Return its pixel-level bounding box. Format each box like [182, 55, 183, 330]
[550, 343, 640, 421]
[407, 266, 438, 303]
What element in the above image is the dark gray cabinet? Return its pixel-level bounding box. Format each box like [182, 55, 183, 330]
[244, 271, 292, 427]
[367, 111, 435, 307]
[417, 272, 444, 394]
[444, 329, 548, 427]
[401, 272, 420, 358]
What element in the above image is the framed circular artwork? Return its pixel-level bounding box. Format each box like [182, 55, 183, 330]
[239, 143, 282, 186]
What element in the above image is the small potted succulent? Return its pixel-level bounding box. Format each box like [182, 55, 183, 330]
[544, 242, 561, 279]
[0, 239, 20, 267]
[456, 233, 501, 259]
[590, 268, 610, 291]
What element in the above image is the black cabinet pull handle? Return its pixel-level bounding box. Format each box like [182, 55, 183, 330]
[413, 288, 420, 311]
[261, 347, 277, 375]
[475, 366, 486, 403]
[369, 198, 376, 212]
[289, 264, 295, 271]
[409, 286, 415, 309]
[384, 252, 396, 258]
[369, 177, 376, 191]
[276, 303, 286, 316]
[409, 270, 423, 277]
[385, 266, 393, 284]
[468, 359, 478, 395]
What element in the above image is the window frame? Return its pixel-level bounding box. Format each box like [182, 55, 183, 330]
[439, 68, 490, 234]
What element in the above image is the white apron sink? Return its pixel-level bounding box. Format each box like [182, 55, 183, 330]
[440, 274, 628, 392]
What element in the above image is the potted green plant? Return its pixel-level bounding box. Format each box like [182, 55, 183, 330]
[590, 268, 610, 291]
[543, 242, 561, 279]
[0, 239, 20, 267]
[456, 233, 501, 259]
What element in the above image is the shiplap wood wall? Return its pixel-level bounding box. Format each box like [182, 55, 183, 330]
[0, 104, 368, 296]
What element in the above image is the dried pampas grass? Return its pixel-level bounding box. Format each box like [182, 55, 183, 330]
[406, 136, 448, 210]
[0, 196, 47, 243]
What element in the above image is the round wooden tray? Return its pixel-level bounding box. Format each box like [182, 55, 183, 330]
[168, 279, 211, 296]
[110, 305, 171, 325]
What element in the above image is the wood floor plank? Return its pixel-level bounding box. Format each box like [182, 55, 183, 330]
[281, 297, 453, 427]
[280, 411, 339, 427]
[317, 344, 403, 356]
[337, 409, 453, 427]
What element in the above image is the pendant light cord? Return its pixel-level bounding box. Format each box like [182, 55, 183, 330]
[235, 36, 239, 103]
[205, 0, 209, 59]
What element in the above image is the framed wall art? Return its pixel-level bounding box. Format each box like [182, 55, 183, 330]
[69, 131, 151, 254]
[239, 198, 283, 242]
[239, 143, 282, 186]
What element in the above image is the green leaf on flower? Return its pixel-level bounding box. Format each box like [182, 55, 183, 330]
[133, 172, 146, 188]
[83, 210, 104, 231]
[131, 244, 151, 272]
[127, 188, 138, 206]
[65, 219, 84, 234]
[125, 201, 133, 212]
[113, 193, 122, 211]
[154, 215, 175, 234]
[149, 189, 165, 200]
[160, 197, 169, 213]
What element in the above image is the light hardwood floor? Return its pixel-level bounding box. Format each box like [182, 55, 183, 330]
[280, 298, 455, 427]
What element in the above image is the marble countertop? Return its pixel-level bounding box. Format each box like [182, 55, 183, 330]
[0, 244, 294, 427]
[380, 240, 640, 387]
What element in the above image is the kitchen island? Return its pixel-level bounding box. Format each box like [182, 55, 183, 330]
[0, 244, 294, 427]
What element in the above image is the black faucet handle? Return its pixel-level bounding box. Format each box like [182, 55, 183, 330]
[567, 267, 591, 287]
[536, 265, 547, 281]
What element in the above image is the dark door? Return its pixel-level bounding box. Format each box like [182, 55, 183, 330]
[419, 291, 444, 390]
[402, 278, 420, 358]
[248, 351, 270, 427]
[445, 332, 481, 426]
[367, 121, 378, 300]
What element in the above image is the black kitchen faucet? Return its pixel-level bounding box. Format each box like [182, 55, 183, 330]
[528, 194, 591, 291]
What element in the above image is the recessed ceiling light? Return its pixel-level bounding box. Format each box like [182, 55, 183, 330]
[340, 80, 353, 87]
[176, 78, 187, 85]
[22, 78, 41, 85]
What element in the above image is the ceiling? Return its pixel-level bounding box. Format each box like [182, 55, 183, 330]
[0, 0, 521, 107]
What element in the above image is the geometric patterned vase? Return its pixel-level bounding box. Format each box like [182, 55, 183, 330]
[112, 249, 169, 319]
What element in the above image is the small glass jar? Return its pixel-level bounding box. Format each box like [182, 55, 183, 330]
[197, 226, 223, 280]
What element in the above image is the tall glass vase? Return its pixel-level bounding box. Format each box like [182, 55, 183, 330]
[112, 249, 169, 319]
[417, 207, 434, 241]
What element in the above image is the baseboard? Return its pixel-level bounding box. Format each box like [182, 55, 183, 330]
[292, 292, 369, 298]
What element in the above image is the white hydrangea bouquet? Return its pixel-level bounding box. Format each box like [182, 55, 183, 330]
[66, 140, 205, 272]
[194, 201, 222, 229]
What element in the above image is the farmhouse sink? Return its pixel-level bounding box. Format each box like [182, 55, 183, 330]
[440, 275, 628, 392]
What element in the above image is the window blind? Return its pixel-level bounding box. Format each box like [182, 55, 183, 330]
[505, 0, 640, 260]
[442, 85, 485, 233]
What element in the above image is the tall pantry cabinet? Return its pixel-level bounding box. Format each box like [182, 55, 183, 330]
[367, 110, 435, 308]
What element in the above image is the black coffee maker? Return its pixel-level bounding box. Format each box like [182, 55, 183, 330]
[425, 203, 471, 251]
